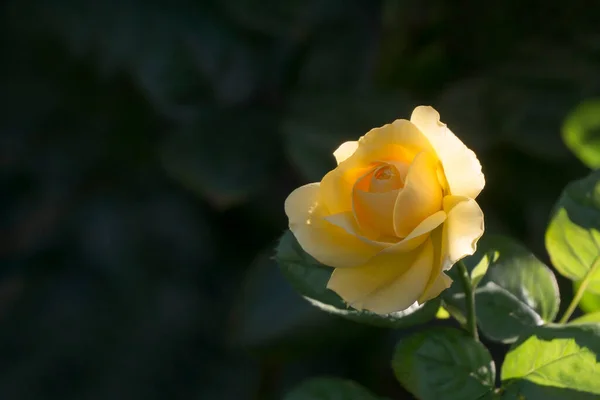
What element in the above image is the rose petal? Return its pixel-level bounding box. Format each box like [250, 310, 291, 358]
[324, 211, 390, 250]
[285, 183, 381, 268]
[393, 152, 443, 237]
[441, 195, 485, 270]
[320, 165, 374, 214]
[410, 106, 485, 198]
[326, 209, 445, 255]
[386, 160, 410, 183]
[418, 272, 453, 303]
[357, 120, 437, 163]
[353, 189, 400, 238]
[333, 141, 359, 164]
[368, 164, 404, 193]
[327, 239, 434, 314]
[321, 120, 436, 214]
[403, 210, 446, 243]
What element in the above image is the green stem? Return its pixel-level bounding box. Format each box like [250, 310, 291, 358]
[457, 261, 479, 341]
[559, 257, 600, 324]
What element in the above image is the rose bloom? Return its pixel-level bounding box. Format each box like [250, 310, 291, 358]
[284, 106, 485, 314]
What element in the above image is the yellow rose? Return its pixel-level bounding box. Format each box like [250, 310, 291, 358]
[284, 106, 485, 315]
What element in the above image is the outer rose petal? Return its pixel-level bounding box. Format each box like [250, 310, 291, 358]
[404, 210, 446, 242]
[327, 239, 434, 314]
[418, 272, 453, 303]
[326, 209, 445, 255]
[333, 141, 358, 164]
[324, 211, 390, 249]
[320, 120, 436, 214]
[441, 195, 485, 270]
[393, 152, 443, 237]
[410, 106, 485, 199]
[417, 196, 484, 302]
[285, 183, 381, 268]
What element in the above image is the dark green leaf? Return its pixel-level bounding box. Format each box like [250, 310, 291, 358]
[437, 43, 600, 162]
[392, 327, 496, 400]
[444, 235, 560, 343]
[487, 43, 597, 161]
[546, 170, 600, 294]
[284, 377, 383, 400]
[275, 230, 440, 328]
[10, 1, 264, 109]
[500, 381, 598, 400]
[563, 99, 600, 169]
[474, 284, 544, 344]
[161, 108, 278, 209]
[501, 324, 600, 397]
[220, 1, 346, 37]
[229, 247, 366, 354]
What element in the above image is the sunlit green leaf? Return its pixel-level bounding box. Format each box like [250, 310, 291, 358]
[284, 377, 383, 400]
[546, 170, 600, 294]
[275, 230, 440, 328]
[392, 327, 495, 400]
[501, 324, 600, 396]
[470, 249, 492, 289]
[570, 312, 600, 325]
[563, 99, 600, 169]
[435, 305, 450, 320]
[574, 280, 600, 314]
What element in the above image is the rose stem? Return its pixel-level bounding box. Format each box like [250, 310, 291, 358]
[457, 260, 479, 342]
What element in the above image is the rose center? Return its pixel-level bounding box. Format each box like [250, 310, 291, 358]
[375, 165, 395, 180]
[369, 164, 403, 193]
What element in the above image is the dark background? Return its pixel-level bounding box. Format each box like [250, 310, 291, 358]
[1, 1, 599, 399]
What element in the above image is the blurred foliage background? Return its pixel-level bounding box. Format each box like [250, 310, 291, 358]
[2, 1, 600, 399]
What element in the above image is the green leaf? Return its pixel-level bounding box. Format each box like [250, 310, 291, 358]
[435, 305, 451, 320]
[444, 235, 560, 343]
[574, 280, 600, 314]
[392, 327, 496, 400]
[284, 377, 383, 400]
[563, 99, 600, 169]
[470, 249, 492, 289]
[275, 230, 440, 328]
[546, 170, 600, 294]
[474, 284, 545, 344]
[570, 311, 600, 325]
[282, 92, 413, 182]
[500, 381, 598, 400]
[501, 324, 600, 397]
